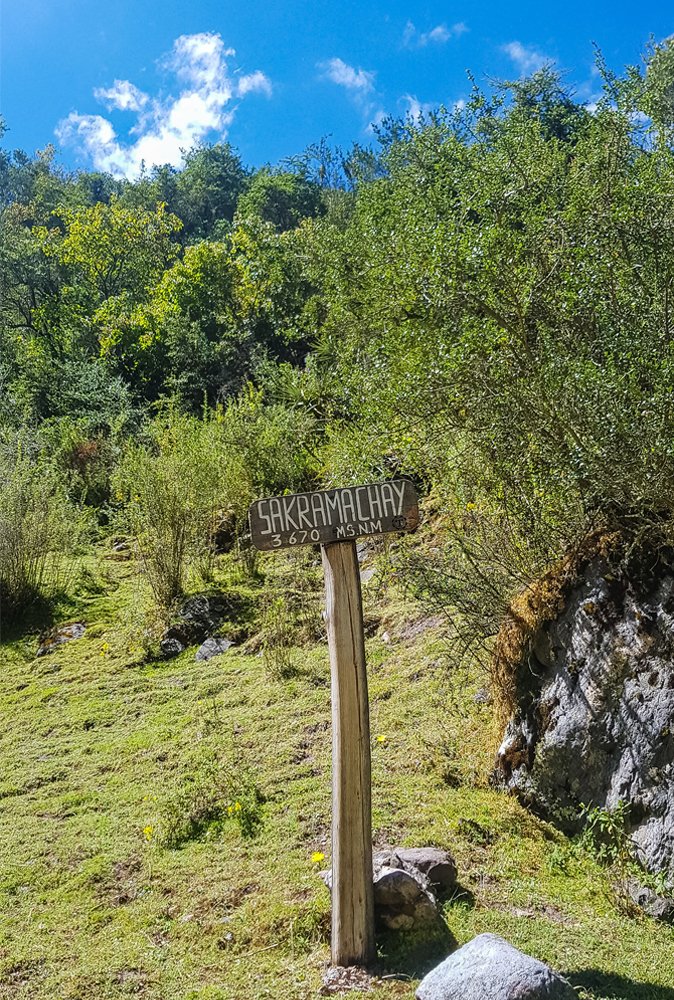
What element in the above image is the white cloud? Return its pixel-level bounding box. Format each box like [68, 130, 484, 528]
[502, 41, 550, 75]
[319, 57, 375, 93]
[237, 70, 273, 97]
[93, 80, 149, 112]
[56, 32, 272, 179]
[403, 20, 466, 48]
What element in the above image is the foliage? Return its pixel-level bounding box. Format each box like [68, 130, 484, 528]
[292, 58, 674, 597]
[113, 395, 320, 609]
[579, 800, 633, 869]
[237, 169, 324, 232]
[119, 143, 249, 242]
[113, 411, 228, 608]
[0, 434, 87, 621]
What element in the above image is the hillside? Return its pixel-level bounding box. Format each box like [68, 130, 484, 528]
[1, 543, 674, 1000]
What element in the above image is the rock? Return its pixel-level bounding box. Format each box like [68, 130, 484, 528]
[415, 933, 575, 1000]
[360, 567, 377, 584]
[195, 638, 233, 661]
[393, 848, 457, 888]
[627, 881, 674, 922]
[373, 866, 437, 929]
[356, 540, 371, 563]
[493, 550, 674, 878]
[159, 594, 230, 653]
[160, 637, 185, 658]
[321, 847, 449, 931]
[474, 687, 493, 705]
[37, 623, 85, 657]
[179, 595, 228, 634]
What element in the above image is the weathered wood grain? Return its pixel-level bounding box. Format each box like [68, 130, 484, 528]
[321, 539, 375, 968]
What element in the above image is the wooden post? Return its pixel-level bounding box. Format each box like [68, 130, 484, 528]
[321, 539, 375, 968]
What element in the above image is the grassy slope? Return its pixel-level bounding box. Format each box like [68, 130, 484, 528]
[0, 548, 673, 1000]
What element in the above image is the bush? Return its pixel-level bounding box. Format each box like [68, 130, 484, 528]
[114, 393, 321, 609]
[114, 411, 227, 609]
[0, 436, 87, 622]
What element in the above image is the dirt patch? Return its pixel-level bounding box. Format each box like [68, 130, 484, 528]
[0, 959, 45, 986]
[397, 615, 445, 644]
[98, 855, 144, 907]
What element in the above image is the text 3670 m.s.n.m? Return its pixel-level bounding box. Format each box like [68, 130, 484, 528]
[248, 480, 419, 550]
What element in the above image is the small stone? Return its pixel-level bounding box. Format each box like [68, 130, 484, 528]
[415, 933, 575, 1000]
[381, 631, 391, 643]
[360, 568, 376, 584]
[37, 623, 85, 657]
[394, 848, 457, 888]
[473, 687, 493, 705]
[160, 638, 185, 659]
[356, 540, 370, 563]
[195, 638, 234, 661]
[627, 882, 674, 922]
[374, 866, 427, 906]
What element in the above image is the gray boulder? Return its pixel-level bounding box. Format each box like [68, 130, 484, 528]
[195, 638, 233, 661]
[160, 637, 185, 658]
[494, 552, 674, 879]
[416, 933, 575, 1000]
[372, 865, 437, 929]
[321, 847, 455, 931]
[627, 881, 674, 922]
[393, 848, 457, 888]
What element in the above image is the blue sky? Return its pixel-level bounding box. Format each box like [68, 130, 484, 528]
[3, 0, 674, 177]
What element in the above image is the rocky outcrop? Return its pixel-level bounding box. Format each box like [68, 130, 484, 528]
[416, 933, 575, 999]
[495, 550, 674, 879]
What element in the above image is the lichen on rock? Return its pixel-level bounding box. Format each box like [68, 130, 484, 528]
[494, 542, 674, 880]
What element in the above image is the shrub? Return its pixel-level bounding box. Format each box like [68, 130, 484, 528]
[114, 411, 226, 609]
[0, 436, 86, 622]
[114, 392, 321, 610]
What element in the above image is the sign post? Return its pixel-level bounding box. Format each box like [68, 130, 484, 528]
[249, 480, 419, 967]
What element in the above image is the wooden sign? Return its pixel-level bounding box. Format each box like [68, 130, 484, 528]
[248, 480, 419, 970]
[249, 479, 418, 551]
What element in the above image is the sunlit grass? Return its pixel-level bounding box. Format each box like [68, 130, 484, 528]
[0, 547, 672, 998]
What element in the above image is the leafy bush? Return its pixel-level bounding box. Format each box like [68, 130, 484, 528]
[579, 800, 633, 869]
[0, 436, 87, 621]
[114, 411, 227, 609]
[114, 395, 320, 609]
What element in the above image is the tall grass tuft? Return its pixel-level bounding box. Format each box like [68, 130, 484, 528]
[0, 439, 84, 623]
[114, 412, 226, 609]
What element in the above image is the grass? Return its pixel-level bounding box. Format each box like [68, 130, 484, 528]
[0, 545, 673, 999]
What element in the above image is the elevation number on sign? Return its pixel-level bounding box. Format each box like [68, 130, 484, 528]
[248, 479, 419, 551]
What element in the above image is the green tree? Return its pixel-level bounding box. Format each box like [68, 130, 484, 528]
[237, 169, 324, 232]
